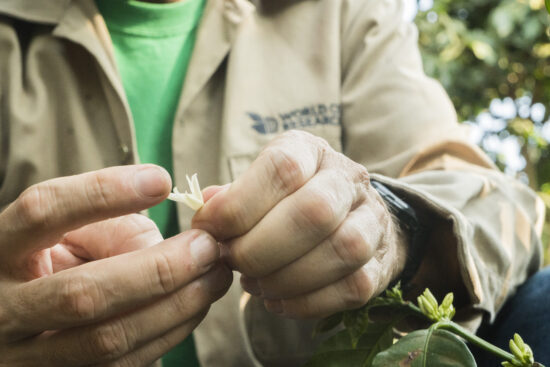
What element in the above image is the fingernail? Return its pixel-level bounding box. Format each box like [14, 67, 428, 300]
[264, 299, 284, 314]
[240, 276, 262, 296]
[134, 166, 169, 197]
[190, 234, 219, 268]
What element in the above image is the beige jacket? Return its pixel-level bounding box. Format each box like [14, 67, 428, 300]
[0, 0, 545, 366]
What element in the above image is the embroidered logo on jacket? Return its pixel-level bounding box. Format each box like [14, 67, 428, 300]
[248, 103, 341, 135]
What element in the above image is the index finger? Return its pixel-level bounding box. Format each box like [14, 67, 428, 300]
[193, 131, 324, 240]
[0, 165, 171, 258]
[5, 229, 220, 339]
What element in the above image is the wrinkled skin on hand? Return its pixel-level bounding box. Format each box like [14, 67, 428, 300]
[0, 165, 232, 366]
[193, 130, 407, 319]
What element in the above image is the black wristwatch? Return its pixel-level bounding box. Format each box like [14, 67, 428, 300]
[370, 180, 428, 288]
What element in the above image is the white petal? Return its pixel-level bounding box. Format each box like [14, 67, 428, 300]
[168, 193, 182, 202]
[182, 194, 204, 211]
[166, 174, 204, 211]
[191, 174, 203, 202]
[186, 175, 194, 194]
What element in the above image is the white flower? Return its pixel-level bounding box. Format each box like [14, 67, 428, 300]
[167, 173, 204, 211]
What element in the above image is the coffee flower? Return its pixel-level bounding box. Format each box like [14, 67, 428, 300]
[417, 288, 456, 322]
[167, 173, 204, 211]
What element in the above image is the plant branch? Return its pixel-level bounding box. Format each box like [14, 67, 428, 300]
[434, 321, 516, 362]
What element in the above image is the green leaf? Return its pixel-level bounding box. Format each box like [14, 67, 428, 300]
[312, 312, 344, 338]
[304, 331, 370, 367]
[385, 281, 404, 303]
[342, 284, 411, 348]
[357, 322, 394, 367]
[344, 307, 370, 348]
[371, 329, 476, 367]
[546, 0, 550, 14]
[304, 322, 394, 367]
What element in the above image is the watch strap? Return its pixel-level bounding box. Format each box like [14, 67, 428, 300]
[370, 179, 429, 288]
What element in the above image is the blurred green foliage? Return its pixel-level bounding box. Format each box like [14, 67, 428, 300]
[415, 0, 550, 263]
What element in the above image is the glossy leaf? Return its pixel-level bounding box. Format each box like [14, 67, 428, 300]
[303, 331, 371, 367]
[343, 307, 370, 348]
[304, 321, 394, 367]
[372, 329, 476, 367]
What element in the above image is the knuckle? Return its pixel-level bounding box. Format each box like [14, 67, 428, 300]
[346, 158, 369, 183]
[169, 288, 199, 316]
[16, 184, 53, 229]
[152, 252, 177, 294]
[356, 165, 370, 185]
[356, 168, 371, 197]
[331, 225, 370, 268]
[88, 321, 131, 361]
[262, 147, 306, 193]
[312, 135, 331, 151]
[231, 244, 264, 277]
[278, 129, 330, 157]
[342, 270, 372, 309]
[295, 189, 337, 230]
[277, 129, 310, 142]
[59, 275, 104, 321]
[85, 172, 115, 212]
[279, 129, 323, 147]
[217, 199, 250, 236]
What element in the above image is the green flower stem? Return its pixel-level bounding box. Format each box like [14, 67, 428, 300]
[403, 302, 424, 317]
[402, 297, 517, 363]
[434, 321, 516, 363]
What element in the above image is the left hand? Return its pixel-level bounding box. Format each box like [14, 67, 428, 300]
[193, 130, 408, 318]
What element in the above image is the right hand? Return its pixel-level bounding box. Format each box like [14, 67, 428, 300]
[0, 165, 232, 366]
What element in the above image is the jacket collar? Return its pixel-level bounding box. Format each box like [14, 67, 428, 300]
[0, 0, 254, 111]
[178, 0, 254, 113]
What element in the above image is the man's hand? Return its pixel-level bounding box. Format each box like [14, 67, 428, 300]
[193, 131, 407, 319]
[0, 165, 232, 366]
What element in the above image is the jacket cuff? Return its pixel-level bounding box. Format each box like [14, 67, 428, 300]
[370, 173, 484, 316]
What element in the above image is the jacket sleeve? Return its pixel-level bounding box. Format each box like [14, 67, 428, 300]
[340, 0, 545, 323]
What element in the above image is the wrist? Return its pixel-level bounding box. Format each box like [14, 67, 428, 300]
[370, 180, 428, 289]
[389, 217, 410, 282]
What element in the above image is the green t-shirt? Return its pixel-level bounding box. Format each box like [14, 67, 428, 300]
[94, 0, 205, 365]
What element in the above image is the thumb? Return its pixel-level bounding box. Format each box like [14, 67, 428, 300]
[202, 184, 230, 203]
